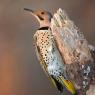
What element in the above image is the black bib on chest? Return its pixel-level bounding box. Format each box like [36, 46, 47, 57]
[38, 27, 49, 30]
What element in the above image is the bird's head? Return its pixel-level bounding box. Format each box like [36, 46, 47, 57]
[24, 8, 53, 27]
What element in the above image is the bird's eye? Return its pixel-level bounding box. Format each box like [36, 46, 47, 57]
[41, 12, 45, 15]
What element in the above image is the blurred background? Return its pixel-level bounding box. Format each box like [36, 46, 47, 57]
[0, 0, 95, 95]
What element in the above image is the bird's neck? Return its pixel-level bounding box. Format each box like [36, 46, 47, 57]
[39, 20, 50, 28]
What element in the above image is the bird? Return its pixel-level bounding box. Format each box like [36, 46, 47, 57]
[24, 8, 77, 95]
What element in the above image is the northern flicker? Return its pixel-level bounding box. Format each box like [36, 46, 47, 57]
[24, 8, 95, 95]
[24, 8, 77, 95]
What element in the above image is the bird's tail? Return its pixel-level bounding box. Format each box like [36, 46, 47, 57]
[50, 75, 77, 95]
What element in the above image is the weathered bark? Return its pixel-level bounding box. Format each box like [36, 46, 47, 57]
[86, 85, 95, 95]
[51, 8, 95, 95]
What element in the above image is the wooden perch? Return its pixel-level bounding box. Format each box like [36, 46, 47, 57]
[51, 8, 95, 95]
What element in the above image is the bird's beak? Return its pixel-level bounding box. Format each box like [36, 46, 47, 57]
[24, 8, 34, 13]
[24, 8, 42, 22]
[24, 8, 38, 18]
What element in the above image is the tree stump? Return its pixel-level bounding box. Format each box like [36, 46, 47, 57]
[51, 8, 95, 95]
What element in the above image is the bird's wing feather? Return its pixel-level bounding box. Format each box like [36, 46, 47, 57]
[34, 29, 77, 95]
